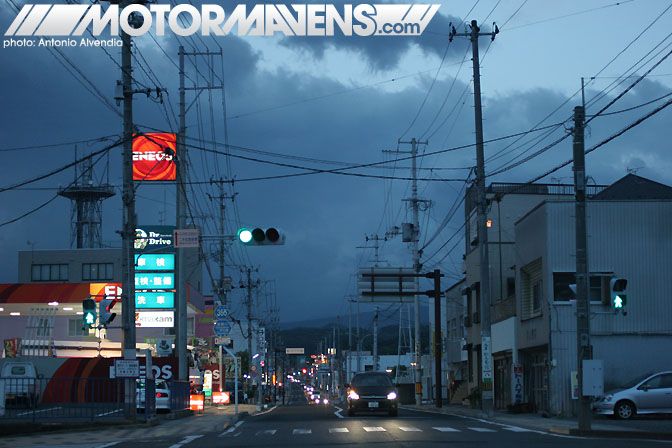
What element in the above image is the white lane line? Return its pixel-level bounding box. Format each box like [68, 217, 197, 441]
[219, 420, 244, 437]
[333, 405, 345, 419]
[95, 443, 121, 448]
[96, 409, 124, 417]
[16, 407, 63, 416]
[399, 427, 422, 432]
[167, 434, 203, 448]
[363, 426, 386, 432]
[293, 429, 312, 435]
[329, 428, 349, 433]
[255, 429, 277, 436]
[502, 425, 535, 432]
[468, 427, 497, 432]
[433, 427, 461, 432]
[256, 405, 278, 416]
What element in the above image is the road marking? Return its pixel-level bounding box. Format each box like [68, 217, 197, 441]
[293, 429, 312, 434]
[433, 427, 461, 432]
[220, 420, 244, 437]
[16, 406, 63, 416]
[256, 405, 278, 416]
[333, 405, 345, 419]
[96, 408, 124, 417]
[330, 427, 349, 433]
[363, 426, 386, 432]
[468, 427, 497, 432]
[399, 426, 422, 432]
[502, 425, 535, 432]
[167, 434, 203, 448]
[256, 429, 277, 436]
[95, 443, 121, 448]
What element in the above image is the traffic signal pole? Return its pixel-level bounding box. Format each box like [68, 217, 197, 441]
[573, 103, 592, 431]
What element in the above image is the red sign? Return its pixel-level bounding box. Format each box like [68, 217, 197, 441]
[132, 133, 176, 181]
[190, 394, 204, 411]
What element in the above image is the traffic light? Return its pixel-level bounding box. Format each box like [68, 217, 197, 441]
[82, 298, 96, 329]
[610, 277, 628, 313]
[237, 227, 284, 246]
[99, 298, 117, 326]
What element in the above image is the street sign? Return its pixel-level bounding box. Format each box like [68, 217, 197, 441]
[250, 365, 257, 372]
[174, 228, 200, 248]
[286, 347, 304, 355]
[214, 305, 230, 320]
[357, 267, 417, 303]
[114, 359, 140, 378]
[213, 320, 231, 336]
[214, 337, 232, 346]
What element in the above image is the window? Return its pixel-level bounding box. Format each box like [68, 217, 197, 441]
[521, 259, 542, 319]
[641, 374, 672, 390]
[82, 263, 114, 281]
[31, 264, 68, 281]
[68, 319, 89, 337]
[553, 273, 610, 302]
[506, 277, 515, 299]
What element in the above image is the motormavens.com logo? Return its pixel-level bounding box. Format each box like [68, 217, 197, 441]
[5, 3, 441, 37]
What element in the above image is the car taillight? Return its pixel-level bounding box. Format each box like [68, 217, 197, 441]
[157, 392, 167, 398]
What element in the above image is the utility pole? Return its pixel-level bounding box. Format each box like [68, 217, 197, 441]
[119, 10, 137, 419]
[450, 19, 498, 417]
[573, 101, 592, 430]
[208, 184, 236, 306]
[373, 307, 379, 371]
[177, 46, 225, 381]
[388, 138, 428, 406]
[348, 299, 352, 382]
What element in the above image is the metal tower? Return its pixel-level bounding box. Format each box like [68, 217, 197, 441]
[58, 149, 115, 248]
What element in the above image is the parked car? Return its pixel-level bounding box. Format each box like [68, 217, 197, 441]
[347, 372, 398, 417]
[593, 371, 672, 419]
[1, 361, 38, 406]
[136, 379, 171, 412]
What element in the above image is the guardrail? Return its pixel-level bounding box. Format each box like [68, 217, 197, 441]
[0, 377, 189, 422]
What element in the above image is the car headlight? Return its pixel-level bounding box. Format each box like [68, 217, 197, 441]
[323, 398, 329, 404]
[348, 390, 360, 400]
[603, 394, 613, 402]
[387, 392, 397, 400]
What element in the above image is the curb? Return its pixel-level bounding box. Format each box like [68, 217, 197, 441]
[548, 426, 672, 441]
[165, 409, 194, 420]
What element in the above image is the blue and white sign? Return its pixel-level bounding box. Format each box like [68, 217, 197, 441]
[135, 273, 175, 289]
[214, 305, 230, 320]
[214, 320, 231, 336]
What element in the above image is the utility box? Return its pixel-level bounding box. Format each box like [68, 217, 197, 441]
[582, 359, 604, 396]
[402, 223, 414, 242]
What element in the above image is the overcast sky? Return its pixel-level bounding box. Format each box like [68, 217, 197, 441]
[1, 0, 671, 325]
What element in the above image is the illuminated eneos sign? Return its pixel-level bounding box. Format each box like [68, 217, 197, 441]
[132, 133, 176, 181]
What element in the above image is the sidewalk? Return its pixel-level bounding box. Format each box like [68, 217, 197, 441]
[400, 403, 672, 440]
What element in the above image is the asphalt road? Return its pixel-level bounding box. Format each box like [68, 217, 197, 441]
[3, 383, 672, 448]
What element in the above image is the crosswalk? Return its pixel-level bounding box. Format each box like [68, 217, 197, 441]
[223, 424, 536, 437]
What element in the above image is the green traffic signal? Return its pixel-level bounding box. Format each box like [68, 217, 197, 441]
[82, 297, 97, 329]
[613, 294, 627, 309]
[237, 227, 284, 245]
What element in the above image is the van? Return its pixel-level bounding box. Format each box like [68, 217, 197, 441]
[1, 362, 38, 405]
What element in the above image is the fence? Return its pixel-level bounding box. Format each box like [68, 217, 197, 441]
[0, 377, 190, 422]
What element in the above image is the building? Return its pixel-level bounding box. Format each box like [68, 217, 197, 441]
[462, 181, 607, 409]
[514, 174, 672, 415]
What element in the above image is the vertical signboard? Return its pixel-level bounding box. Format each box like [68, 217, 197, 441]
[481, 336, 493, 397]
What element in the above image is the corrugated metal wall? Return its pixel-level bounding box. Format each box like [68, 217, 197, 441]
[545, 200, 672, 415]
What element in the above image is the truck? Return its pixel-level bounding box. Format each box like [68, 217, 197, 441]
[1, 361, 38, 406]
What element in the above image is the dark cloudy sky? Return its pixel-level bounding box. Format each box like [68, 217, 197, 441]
[1, 0, 671, 325]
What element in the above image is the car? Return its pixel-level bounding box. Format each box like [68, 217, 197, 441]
[136, 378, 171, 412]
[593, 371, 672, 419]
[347, 372, 398, 417]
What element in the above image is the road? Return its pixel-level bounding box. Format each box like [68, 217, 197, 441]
[3, 383, 671, 448]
